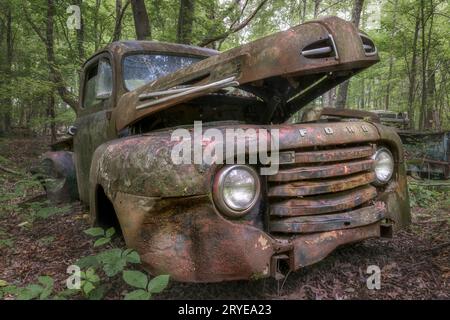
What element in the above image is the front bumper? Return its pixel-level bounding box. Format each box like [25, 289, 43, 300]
[111, 186, 403, 283]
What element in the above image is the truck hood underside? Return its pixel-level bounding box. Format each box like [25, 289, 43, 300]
[113, 16, 379, 132]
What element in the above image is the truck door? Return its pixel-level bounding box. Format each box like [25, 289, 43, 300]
[73, 53, 115, 203]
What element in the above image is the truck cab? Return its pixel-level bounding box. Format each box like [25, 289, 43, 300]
[41, 16, 410, 283]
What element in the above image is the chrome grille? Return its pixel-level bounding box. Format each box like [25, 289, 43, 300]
[268, 144, 382, 234]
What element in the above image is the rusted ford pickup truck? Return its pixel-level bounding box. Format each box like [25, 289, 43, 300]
[39, 16, 410, 282]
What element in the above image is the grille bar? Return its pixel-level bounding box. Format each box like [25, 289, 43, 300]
[268, 172, 375, 197]
[269, 204, 385, 234]
[270, 185, 377, 216]
[278, 145, 375, 164]
[268, 159, 374, 182]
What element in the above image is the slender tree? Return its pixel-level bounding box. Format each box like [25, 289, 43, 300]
[130, 0, 151, 40]
[407, 14, 420, 129]
[384, 0, 398, 111]
[24, 0, 79, 111]
[177, 0, 195, 44]
[0, 4, 13, 133]
[335, 0, 364, 109]
[113, 0, 131, 41]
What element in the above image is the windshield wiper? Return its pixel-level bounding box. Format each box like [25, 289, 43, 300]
[136, 76, 239, 110]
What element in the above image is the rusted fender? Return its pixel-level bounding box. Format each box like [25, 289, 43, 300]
[371, 123, 411, 230]
[111, 194, 274, 282]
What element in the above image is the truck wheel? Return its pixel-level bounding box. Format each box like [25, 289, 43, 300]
[33, 151, 79, 203]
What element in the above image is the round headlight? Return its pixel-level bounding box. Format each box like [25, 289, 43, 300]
[372, 147, 394, 185]
[213, 165, 260, 217]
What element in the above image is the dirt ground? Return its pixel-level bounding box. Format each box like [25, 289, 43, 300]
[0, 136, 449, 300]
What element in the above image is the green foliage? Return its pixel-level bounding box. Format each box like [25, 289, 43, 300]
[123, 271, 170, 300]
[80, 267, 100, 296]
[408, 182, 446, 208]
[0, 276, 78, 300]
[72, 237, 169, 300]
[0, 176, 41, 214]
[76, 247, 140, 277]
[0, 242, 167, 300]
[0, 227, 14, 248]
[84, 226, 116, 247]
[1, 0, 448, 132]
[15, 276, 54, 300]
[30, 202, 71, 220]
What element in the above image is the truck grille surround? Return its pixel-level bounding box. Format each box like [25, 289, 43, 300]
[267, 144, 385, 234]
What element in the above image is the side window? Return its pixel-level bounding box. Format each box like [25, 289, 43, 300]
[83, 58, 113, 108]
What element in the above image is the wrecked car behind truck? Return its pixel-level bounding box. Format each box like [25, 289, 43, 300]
[39, 16, 410, 282]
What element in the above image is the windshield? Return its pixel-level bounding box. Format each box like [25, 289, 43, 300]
[123, 54, 203, 91]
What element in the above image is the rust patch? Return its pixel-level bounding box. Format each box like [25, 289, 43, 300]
[269, 204, 385, 233]
[268, 172, 375, 197]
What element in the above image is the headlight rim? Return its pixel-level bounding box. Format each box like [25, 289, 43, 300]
[212, 164, 261, 218]
[372, 147, 395, 186]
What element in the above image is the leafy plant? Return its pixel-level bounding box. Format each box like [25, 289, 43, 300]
[0, 228, 14, 248]
[0, 238, 14, 248]
[84, 227, 116, 247]
[0, 277, 77, 300]
[123, 271, 170, 300]
[15, 276, 54, 300]
[80, 267, 100, 297]
[409, 183, 444, 208]
[76, 248, 141, 277]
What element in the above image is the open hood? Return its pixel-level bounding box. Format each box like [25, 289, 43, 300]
[114, 16, 379, 131]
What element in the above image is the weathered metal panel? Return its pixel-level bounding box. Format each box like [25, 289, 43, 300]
[270, 185, 377, 216]
[268, 159, 374, 182]
[276, 122, 379, 150]
[290, 222, 381, 268]
[279, 145, 375, 164]
[111, 193, 274, 282]
[268, 172, 375, 197]
[269, 204, 385, 233]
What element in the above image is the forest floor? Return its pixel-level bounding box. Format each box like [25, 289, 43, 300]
[0, 136, 449, 300]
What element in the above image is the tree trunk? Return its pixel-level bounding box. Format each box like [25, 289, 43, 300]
[0, 5, 13, 134]
[3, 6, 14, 132]
[46, 0, 57, 141]
[113, 0, 123, 41]
[47, 90, 56, 143]
[131, 0, 151, 40]
[419, 0, 427, 130]
[335, 0, 364, 109]
[25, 0, 79, 110]
[300, 0, 307, 23]
[93, 0, 101, 50]
[74, 0, 85, 61]
[177, 0, 195, 44]
[384, 0, 398, 111]
[313, 0, 321, 18]
[407, 15, 420, 129]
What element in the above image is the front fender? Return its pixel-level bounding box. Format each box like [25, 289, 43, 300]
[372, 123, 411, 230]
[88, 133, 218, 213]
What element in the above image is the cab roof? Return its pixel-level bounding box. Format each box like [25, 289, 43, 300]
[84, 41, 219, 67]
